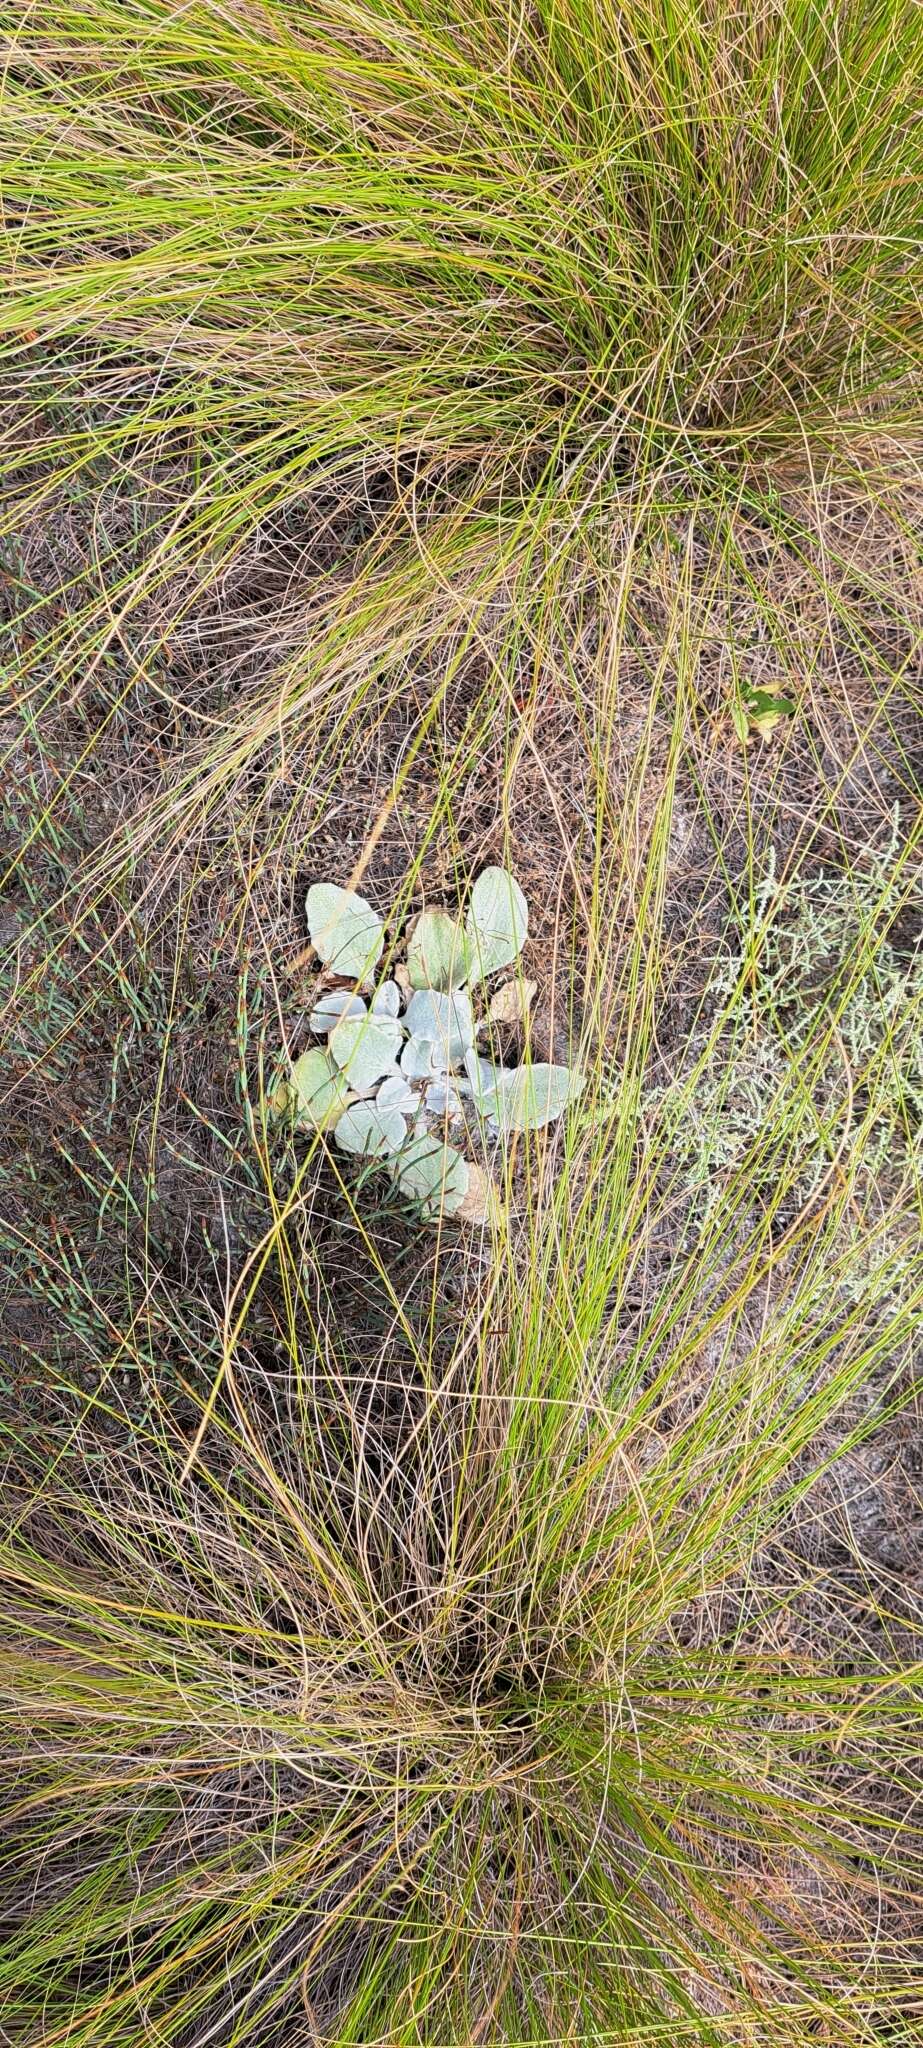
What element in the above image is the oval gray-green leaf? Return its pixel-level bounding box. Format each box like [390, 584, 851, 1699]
[370, 980, 402, 1019]
[404, 988, 473, 1067]
[401, 1032, 440, 1081]
[328, 1012, 402, 1095]
[461, 1046, 504, 1110]
[308, 989, 367, 1036]
[424, 1077, 462, 1117]
[464, 866, 527, 982]
[289, 1047, 355, 1131]
[306, 883, 384, 981]
[334, 1100, 407, 1158]
[377, 1073, 418, 1114]
[391, 1132, 469, 1218]
[406, 908, 470, 991]
[478, 1061, 583, 1133]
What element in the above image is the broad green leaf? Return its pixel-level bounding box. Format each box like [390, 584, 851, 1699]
[404, 988, 473, 1067]
[334, 1101, 407, 1158]
[289, 1047, 355, 1131]
[306, 883, 383, 981]
[465, 866, 527, 981]
[328, 1013, 402, 1094]
[406, 908, 469, 991]
[392, 1133, 469, 1219]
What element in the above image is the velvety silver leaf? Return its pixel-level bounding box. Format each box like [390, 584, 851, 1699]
[308, 990, 367, 1036]
[424, 1078, 462, 1117]
[400, 1033, 441, 1081]
[391, 1133, 469, 1218]
[306, 883, 383, 981]
[370, 979, 402, 1019]
[464, 867, 527, 981]
[328, 1013, 402, 1095]
[406, 908, 469, 991]
[404, 988, 473, 1067]
[334, 1100, 407, 1158]
[480, 1061, 584, 1133]
[377, 1073, 418, 1114]
[288, 1047, 355, 1131]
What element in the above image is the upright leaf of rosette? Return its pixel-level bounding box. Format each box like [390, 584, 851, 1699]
[464, 867, 528, 983]
[406, 908, 470, 991]
[306, 884, 384, 982]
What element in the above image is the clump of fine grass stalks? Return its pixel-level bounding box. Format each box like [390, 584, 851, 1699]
[2, 824, 922, 2045]
[1, 0, 921, 867]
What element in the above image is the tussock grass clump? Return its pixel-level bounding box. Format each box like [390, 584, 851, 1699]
[3, 951, 923, 2044]
[2, 0, 921, 849]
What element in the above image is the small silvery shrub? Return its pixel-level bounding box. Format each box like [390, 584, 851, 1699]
[277, 866, 583, 1221]
[650, 820, 921, 1216]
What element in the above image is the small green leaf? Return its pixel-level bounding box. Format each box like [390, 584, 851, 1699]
[743, 685, 795, 719]
[306, 883, 383, 981]
[740, 685, 795, 743]
[730, 696, 750, 746]
[334, 1101, 407, 1158]
[391, 1133, 469, 1218]
[465, 866, 528, 981]
[406, 909, 469, 991]
[289, 1047, 355, 1131]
